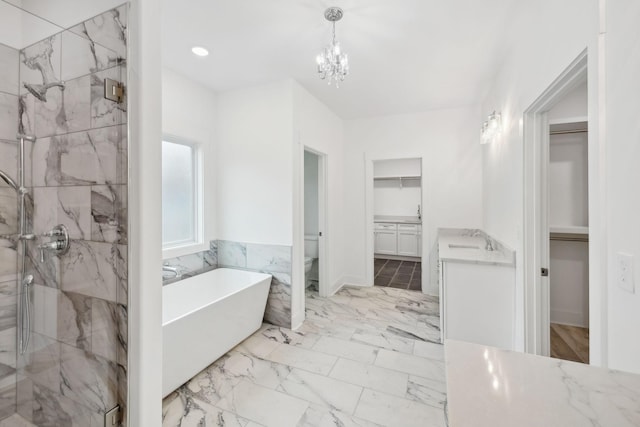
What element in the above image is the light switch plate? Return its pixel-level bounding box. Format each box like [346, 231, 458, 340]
[617, 253, 635, 293]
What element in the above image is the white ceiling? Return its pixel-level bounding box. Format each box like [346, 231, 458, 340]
[162, 0, 518, 119]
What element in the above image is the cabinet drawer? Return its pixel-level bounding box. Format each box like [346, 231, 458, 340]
[374, 223, 397, 231]
[398, 224, 419, 232]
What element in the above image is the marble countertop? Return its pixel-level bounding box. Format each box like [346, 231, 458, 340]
[374, 215, 422, 224]
[438, 228, 515, 267]
[445, 339, 640, 427]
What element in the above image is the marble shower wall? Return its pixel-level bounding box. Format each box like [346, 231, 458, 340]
[216, 240, 292, 329]
[0, 42, 19, 421]
[15, 5, 129, 426]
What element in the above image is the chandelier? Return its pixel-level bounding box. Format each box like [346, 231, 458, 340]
[316, 7, 349, 87]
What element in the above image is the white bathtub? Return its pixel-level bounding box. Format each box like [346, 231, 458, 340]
[162, 268, 272, 397]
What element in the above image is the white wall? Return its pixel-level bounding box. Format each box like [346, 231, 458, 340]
[548, 82, 588, 121]
[374, 180, 421, 217]
[343, 107, 483, 294]
[605, 0, 640, 374]
[216, 81, 294, 246]
[304, 150, 319, 237]
[162, 67, 217, 255]
[128, 0, 163, 424]
[373, 158, 422, 217]
[480, 0, 599, 354]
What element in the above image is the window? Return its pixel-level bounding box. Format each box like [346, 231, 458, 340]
[162, 137, 202, 254]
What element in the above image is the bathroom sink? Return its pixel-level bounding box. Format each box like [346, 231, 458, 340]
[448, 244, 481, 250]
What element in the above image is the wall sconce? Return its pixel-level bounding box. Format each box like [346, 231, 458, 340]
[481, 111, 502, 144]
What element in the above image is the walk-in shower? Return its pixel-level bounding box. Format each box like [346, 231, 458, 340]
[0, 1, 130, 424]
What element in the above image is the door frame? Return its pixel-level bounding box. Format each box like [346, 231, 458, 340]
[364, 155, 429, 293]
[523, 50, 596, 357]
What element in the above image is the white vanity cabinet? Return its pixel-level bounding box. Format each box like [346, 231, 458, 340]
[374, 223, 398, 255]
[397, 224, 420, 257]
[374, 221, 421, 257]
[441, 261, 515, 350]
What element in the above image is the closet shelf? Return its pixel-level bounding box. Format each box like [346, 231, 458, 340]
[373, 175, 421, 180]
[549, 225, 589, 235]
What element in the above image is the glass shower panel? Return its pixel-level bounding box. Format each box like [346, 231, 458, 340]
[0, 1, 129, 425]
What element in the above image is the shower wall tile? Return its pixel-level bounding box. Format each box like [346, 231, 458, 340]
[0, 187, 18, 234]
[0, 327, 15, 369]
[18, 332, 61, 393]
[0, 139, 17, 186]
[31, 285, 59, 340]
[91, 66, 127, 128]
[57, 291, 92, 351]
[60, 31, 119, 81]
[61, 240, 119, 303]
[18, 94, 35, 137]
[0, 93, 18, 141]
[0, 382, 15, 420]
[33, 87, 63, 138]
[217, 240, 247, 268]
[91, 184, 127, 244]
[0, 44, 19, 96]
[90, 299, 119, 363]
[33, 186, 92, 240]
[25, 239, 60, 289]
[0, 295, 16, 332]
[59, 343, 118, 413]
[20, 35, 62, 96]
[61, 76, 92, 133]
[0, 281, 17, 298]
[30, 125, 125, 187]
[116, 245, 127, 307]
[70, 6, 128, 61]
[32, 383, 98, 427]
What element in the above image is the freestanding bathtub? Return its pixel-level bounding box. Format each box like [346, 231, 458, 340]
[162, 268, 272, 397]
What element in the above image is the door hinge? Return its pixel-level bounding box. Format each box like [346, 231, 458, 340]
[319, 231, 323, 237]
[541, 268, 549, 277]
[104, 404, 121, 426]
[104, 78, 125, 103]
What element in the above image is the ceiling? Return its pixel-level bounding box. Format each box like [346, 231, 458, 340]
[162, 0, 518, 119]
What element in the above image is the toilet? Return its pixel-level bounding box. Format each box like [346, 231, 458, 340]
[304, 235, 319, 287]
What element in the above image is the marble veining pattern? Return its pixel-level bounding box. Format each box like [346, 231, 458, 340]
[446, 339, 640, 427]
[163, 286, 446, 427]
[10, 5, 130, 425]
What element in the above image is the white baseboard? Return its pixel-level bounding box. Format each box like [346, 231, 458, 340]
[291, 312, 305, 331]
[551, 309, 588, 328]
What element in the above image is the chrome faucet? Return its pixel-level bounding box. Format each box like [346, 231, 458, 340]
[471, 230, 495, 251]
[163, 264, 182, 279]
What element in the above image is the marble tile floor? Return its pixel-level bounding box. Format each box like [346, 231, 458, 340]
[0, 414, 36, 427]
[374, 259, 421, 291]
[163, 285, 444, 427]
[550, 323, 589, 364]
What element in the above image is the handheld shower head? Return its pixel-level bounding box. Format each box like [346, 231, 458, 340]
[23, 81, 65, 102]
[0, 170, 18, 191]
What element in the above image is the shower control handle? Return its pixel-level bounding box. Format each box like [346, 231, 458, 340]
[38, 224, 70, 263]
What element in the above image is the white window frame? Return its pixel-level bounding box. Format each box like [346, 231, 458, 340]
[161, 135, 205, 259]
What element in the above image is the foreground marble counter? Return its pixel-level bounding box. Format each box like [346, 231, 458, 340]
[445, 340, 640, 427]
[438, 228, 515, 266]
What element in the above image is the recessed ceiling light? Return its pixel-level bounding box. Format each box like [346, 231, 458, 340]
[191, 46, 209, 57]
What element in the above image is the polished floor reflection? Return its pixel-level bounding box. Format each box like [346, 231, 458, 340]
[163, 286, 444, 427]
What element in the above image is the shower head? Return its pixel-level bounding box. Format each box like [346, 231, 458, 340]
[0, 170, 18, 191]
[23, 81, 65, 102]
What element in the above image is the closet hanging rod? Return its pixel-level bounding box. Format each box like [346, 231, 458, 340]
[550, 129, 588, 136]
[550, 235, 589, 243]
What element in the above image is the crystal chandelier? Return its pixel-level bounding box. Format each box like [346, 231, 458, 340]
[316, 7, 349, 87]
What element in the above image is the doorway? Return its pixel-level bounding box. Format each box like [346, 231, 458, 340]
[303, 148, 327, 297]
[524, 50, 598, 363]
[371, 158, 423, 291]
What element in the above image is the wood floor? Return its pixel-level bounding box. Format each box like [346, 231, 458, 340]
[550, 323, 589, 364]
[373, 258, 421, 291]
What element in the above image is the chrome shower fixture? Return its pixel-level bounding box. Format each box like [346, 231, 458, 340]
[0, 169, 18, 190]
